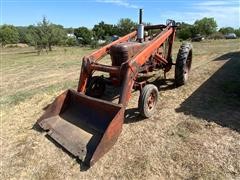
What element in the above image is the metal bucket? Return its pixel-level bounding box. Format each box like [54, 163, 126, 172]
[37, 89, 124, 166]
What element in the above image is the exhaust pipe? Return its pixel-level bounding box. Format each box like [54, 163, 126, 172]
[139, 8, 143, 24]
[137, 9, 144, 43]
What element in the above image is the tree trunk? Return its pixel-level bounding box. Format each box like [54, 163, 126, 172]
[48, 44, 52, 51]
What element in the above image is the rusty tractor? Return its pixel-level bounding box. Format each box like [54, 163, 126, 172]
[37, 9, 193, 167]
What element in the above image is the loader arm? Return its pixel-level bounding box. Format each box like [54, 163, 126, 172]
[88, 31, 137, 61]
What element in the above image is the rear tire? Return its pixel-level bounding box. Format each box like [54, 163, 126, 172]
[138, 84, 159, 118]
[175, 43, 193, 87]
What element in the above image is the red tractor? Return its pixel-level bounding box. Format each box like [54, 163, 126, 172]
[37, 9, 193, 167]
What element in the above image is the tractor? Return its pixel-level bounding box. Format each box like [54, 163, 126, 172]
[37, 9, 193, 166]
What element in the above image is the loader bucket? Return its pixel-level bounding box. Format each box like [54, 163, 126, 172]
[37, 89, 124, 166]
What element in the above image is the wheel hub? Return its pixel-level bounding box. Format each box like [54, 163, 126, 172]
[147, 92, 156, 111]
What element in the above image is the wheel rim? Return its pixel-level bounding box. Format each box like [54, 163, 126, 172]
[147, 91, 157, 111]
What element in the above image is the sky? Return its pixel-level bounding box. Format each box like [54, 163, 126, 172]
[1, 0, 240, 28]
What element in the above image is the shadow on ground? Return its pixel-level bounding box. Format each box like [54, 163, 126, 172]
[153, 78, 176, 91]
[176, 51, 240, 132]
[124, 108, 146, 124]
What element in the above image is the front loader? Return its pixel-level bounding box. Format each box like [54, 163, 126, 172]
[37, 9, 193, 167]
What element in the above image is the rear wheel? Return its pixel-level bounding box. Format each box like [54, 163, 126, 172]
[86, 76, 106, 98]
[175, 43, 193, 87]
[138, 84, 159, 118]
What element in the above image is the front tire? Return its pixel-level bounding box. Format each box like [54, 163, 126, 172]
[138, 84, 159, 118]
[175, 43, 193, 87]
[86, 76, 106, 98]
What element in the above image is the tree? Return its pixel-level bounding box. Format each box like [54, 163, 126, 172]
[93, 23, 105, 40]
[65, 37, 78, 46]
[92, 21, 118, 40]
[26, 25, 40, 46]
[0, 25, 19, 46]
[65, 27, 74, 34]
[193, 17, 217, 36]
[117, 18, 137, 36]
[234, 28, 240, 37]
[48, 24, 66, 50]
[74, 27, 93, 45]
[177, 22, 194, 40]
[28, 17, 66, 51]
[16, 26, 29, 43]
[219, 27, 235, 35]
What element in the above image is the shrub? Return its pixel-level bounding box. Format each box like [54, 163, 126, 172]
[65, 37, 78, 46]
[208, 32, 224, 40]
[90, 40, 100, 49]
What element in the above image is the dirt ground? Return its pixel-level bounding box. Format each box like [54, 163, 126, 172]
[1, 39, 240, 179]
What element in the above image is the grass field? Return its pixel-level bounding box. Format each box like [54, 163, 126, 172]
[1, 39, 240, 179]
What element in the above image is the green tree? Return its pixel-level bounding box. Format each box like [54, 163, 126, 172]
[92, 21, 118, 40]
[193, 17, 217, 36]
[0, 25, 19, 46]
[28, 17, 66, 51]
[65, 37, 78, 46]
[27, 25, 47, 52]
[219, 27, 235, 35]
[48, 24, 66, 50]
[65, 27, 74, 34]
[16, 26, 30, 43]
[234, 28, 240, 37]
[26, 25, 41, 46]
[117, 18, 137, 36]
[177, 22, 194, 40]
[74, 27, 93, 45]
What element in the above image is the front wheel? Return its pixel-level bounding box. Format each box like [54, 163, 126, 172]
[138, 84, 159, 118]
[86, 76, 106, 98]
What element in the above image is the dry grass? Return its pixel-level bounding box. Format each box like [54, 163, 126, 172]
[1, 40, 240, 179]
